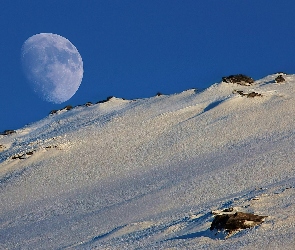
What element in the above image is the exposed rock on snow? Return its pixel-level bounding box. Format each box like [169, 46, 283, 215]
[275, 75, 285, 83]
[49, 105, 73, 115]
[222, 74, 255, 85]
[63, 105, 73, 111]
[0, 129, 16, 135]
[49, 97, 127, 116]
[85, 101, 93, 107]
[210, 211, 267, 235]
[49, 109, 58, 115]
[233, 90, 263, 98]
[11, 151, 34, 160]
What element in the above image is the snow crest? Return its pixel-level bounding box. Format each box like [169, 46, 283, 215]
[1, 74, 295, 249]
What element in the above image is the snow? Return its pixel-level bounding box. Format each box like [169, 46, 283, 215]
[1, 74, 295, 249]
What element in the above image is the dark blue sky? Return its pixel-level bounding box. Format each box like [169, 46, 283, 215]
[1, 1, 295, 131]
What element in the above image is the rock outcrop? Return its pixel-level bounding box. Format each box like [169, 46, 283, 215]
[0, 130, 16, 136]
[210, 211, 267, 234]
[275, 75, 285, 83]
[222, 74, 255, 86]
[234, 90, 262, 98]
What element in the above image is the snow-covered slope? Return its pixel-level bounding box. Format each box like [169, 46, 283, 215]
[1, 74, 295, 249]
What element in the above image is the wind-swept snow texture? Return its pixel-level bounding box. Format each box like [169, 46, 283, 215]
[1, 74, 295, 249]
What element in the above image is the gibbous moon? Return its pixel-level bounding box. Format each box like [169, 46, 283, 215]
[21, 33, 83, 104]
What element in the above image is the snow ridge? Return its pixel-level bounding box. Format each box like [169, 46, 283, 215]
[1, 74, 295, 249]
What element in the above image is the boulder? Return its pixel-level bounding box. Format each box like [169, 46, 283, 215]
[247, 92, 262, 98]
[210, 211, 267, 234]
[275, 75, 285, 83]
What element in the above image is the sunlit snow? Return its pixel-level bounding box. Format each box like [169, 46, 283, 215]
[1, 74, 295, 249]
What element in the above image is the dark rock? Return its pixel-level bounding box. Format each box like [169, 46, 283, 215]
[275, 75, 285, 83]
[12, 151, 34, 160]
[49, 110, 58, 115]
[85, 102, 93, 107]
[11, 153, 23, 160]
[222, 74, 254, 86]
[210, 212, 267, 234]
[234, 90, 262, 98]
[0, 130, 16, 135]
[64, 105, 73, 111]
[236, 90, 245, 96]
[247, 92, 262, 98]
[156, 92, 163, 96]
[51, 105, 73, 114]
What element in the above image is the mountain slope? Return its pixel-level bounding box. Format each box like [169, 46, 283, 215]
[1, 73, 295, 249]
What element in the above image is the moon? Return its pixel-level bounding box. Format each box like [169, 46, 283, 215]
[21, 33, 83, 104]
